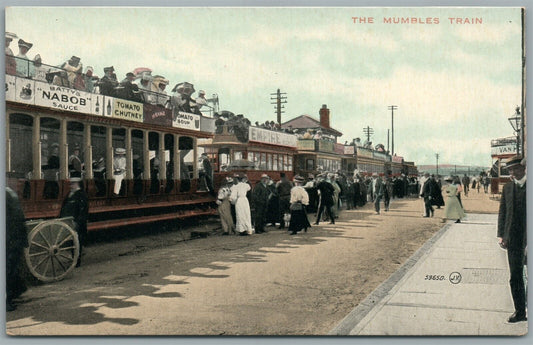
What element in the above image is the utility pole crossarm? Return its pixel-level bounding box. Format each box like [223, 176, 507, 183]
[270, 89, 287, 125]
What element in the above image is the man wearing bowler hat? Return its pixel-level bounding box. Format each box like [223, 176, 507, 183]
[497, 155, 527, 323]
[60, 177, 88, 267]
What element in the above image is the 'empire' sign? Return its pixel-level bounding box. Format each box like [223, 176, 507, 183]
[249, 127, 297, 147]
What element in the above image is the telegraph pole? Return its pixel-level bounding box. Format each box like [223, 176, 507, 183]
[363, 126, 374, 143]
[270, 89, 287, 125]
[435, 153, 439, 176]
[387, 129, 390, 153]
[388, 105, 398, 155]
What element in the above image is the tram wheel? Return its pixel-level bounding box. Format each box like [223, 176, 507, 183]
[24, 220, 80, 282]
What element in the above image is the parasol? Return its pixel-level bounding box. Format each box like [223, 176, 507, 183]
[133, 67, 152, 77]
[171, 82, 195, 96]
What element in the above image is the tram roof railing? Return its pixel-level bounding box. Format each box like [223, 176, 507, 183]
[6, 54, 215, 117]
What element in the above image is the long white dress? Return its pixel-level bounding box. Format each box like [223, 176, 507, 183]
[230, 182, 253, 234]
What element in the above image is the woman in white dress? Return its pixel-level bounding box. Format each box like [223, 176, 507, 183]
[230, 175, 253, 236]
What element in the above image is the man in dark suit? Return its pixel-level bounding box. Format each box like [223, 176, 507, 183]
[6, 187, 29, 311]
[420, 173, 435, 217]
[252, 174, 271, 234]
[315, 175, 335, 225]
[60, 177, 89, 267]
[497, 155, 527, 323]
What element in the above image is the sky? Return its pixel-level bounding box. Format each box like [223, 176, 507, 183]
[5, 6, 523, 167]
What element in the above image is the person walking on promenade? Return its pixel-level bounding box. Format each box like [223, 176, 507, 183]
[483, 175, 491, 193]
[59, 177, 89, 267]
[383, 172, 393, 212]
[6, 187, 29, 312]
[420, 173, 434, 217]
[430, 174, 445, 209]
[497, 156, 527, 323]
[315, 174, 335, 225]
[230, 174, 253, 236]
[372, 173, 384, 215]
[462, 174, 470, 197]
[441, 177, 465, 223]
[276, 172, 293, 229]
[288, 176, 311, 235]
[216, 177, 235, 235]
[252, 174, 271, 234]
[330, 173, 341, 220]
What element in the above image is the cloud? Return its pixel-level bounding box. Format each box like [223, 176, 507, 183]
[452, 21, 521, 43]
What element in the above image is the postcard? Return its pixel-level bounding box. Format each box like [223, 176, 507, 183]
[4, 6, 527, 337]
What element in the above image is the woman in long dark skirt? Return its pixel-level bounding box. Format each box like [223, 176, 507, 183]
[288, 176, 311, 235]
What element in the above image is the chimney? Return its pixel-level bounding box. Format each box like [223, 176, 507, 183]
[319, 104, 330, 128]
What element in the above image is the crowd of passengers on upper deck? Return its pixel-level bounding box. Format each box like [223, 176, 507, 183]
[5, 32, 211, 116]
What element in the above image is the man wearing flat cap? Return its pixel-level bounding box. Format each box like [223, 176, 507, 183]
[252, 174, 271, 234]
[16, 38, 33, 77]
[497, 155, 527, 323]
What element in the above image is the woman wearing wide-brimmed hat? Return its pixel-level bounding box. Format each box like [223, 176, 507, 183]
[288, 175, 311, 235]
[217, 177, 235, 235]
[229, 173, 253, 235]
[442, 176, 465, 223]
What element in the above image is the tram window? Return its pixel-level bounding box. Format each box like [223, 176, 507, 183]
[38, 117, 62, 198]
[90, 126, 107, 197]
[8, 114, 33, 180]
[267, 154, 272, 170]
[179, 136, 193, 192]
[288, 156, 293, 172]
[306, 159, 315, 171]
[259, 153, 267, 170]
[234, 151, 243, 161]
[67, 121, 84, 179]
[131, 130, 144, 195]
[218, 148, 230, 172]
[273, 154, 279, 171]
[253, 152, 259, 170]
[164, 134, 175, 193]
[149, 131, 161, 194]
[112, 128, 127, 196]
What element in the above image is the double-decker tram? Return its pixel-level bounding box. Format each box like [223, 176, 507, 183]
[200, 116, 298, 186]
[6, 73, 217, 233]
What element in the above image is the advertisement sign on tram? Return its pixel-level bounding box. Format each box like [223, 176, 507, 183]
[34, 80, 94, 113]
[392, 155, 403, 163]
[344, 145, 355, 155]
[249, 127, 297, 147]
[173, 111, 201, 131]
[111, 98, 144, 122]
[144, 103, 172, 127]
[5, 74, 17, 102]
[15, 78, 36, 105]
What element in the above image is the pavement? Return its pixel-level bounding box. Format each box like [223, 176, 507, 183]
[330, 213, 529, 336]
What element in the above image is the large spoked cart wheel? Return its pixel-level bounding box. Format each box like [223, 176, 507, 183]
[24, 217, 79, 282]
